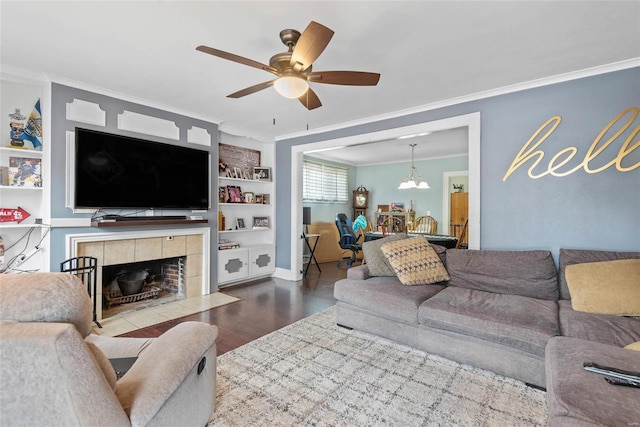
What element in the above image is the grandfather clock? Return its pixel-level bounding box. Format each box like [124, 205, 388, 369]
[352, 186, 369, 219]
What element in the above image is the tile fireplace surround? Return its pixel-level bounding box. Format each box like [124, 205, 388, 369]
[67, 228, 210, 322]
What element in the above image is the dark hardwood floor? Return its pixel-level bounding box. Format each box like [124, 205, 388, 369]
[119, 261, 347, 355]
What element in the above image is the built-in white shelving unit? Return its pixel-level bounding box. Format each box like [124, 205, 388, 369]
[216, 133, 275, 286]
[0, 74, 49, 272]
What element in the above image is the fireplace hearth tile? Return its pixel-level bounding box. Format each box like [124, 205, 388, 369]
[91, 292, 240, 337]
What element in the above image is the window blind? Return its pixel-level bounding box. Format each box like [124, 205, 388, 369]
[303, 160, 349, 203]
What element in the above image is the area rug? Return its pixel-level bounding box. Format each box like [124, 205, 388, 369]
[210, 306, 547, 426]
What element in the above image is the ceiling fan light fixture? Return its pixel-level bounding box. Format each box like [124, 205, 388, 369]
[274, 75, 309, 99]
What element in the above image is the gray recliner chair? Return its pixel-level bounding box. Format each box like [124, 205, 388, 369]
[0, 273, 218, 426]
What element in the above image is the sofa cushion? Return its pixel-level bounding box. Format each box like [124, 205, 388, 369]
[334, 276, 445, 324]
[380, 237, 450, 286]
[558, 248, 640, 300]
[445, 249, 558, 300]
[558, 300, 640, 348]
[362, 233, 408, 276]
[418, 286, 559, 356]
[545, 336, 640, 426]
[566, 259, 640, 316]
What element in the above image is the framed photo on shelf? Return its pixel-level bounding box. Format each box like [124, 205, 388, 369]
[261, 194, 270, 205]
[226, 185, 243, 203]
[9, 157, 42, 187]
[252, 216, 269, 229]
[218, 186, 228, 203]
[236, 218, 246, 230]
[254, 194, 263, 204]
[253, 167, 271, 181]
[243, 192, 254, 204]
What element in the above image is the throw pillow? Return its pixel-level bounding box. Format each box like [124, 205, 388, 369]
[362, 233, 408, 276]
[625, 341, 640, 351]
[566, 259, 640, 316]
[380, 236, 450, 286]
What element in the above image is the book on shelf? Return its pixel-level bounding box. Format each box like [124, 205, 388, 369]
[218, 239, 240, 250]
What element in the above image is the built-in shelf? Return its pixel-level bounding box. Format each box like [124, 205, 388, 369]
[219, 228, 270, 234]
[219, 203, 270, 207]
[91, 219, 208, 228]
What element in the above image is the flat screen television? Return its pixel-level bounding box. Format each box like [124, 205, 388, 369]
[74, 127, 210, 210]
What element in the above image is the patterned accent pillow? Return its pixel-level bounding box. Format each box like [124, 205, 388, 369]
[381, 236, 450, 286]
[362, 233, 408, 276]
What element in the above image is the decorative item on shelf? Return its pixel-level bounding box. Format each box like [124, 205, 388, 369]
[7, 100, 42, 150]
[9, 157, 42, 187]
[243, 192, 254, 204]
[226, 185, 243, 203]
[453, 184, 464, 193]
[218, 186, 228, 203]
[261, 194, 270, 205]
[255, 194, 263, 204]
[233, 167, 242, 179]
[0, 207, 30, 224]
[252, 216, 270, 229]
[219, 143, 261, 177]
[398, 143, 429, 189]
[8, 108, 26, 148]
[218, 239, 240, 250]
[218, 211, 225, 231]
[390, 202, 405, 212]
[0, 167, 9, 186]
[236, 218, 246, 230]
[253, 167, 271, 181]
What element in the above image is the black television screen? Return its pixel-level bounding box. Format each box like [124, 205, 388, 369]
[74, 128, 210, 210]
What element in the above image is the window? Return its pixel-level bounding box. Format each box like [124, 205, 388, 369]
[303, 160, 349, 203]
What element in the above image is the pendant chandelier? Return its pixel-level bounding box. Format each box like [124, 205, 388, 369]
[398, 143, 430, 189]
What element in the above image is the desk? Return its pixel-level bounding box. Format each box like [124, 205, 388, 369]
[302, 233, 321, 276]
[364, 232, 458, 249]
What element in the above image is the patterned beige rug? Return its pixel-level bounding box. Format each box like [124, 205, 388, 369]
[210, 306, 548, 426]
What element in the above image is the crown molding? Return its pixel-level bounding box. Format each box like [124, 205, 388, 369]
[276, 58, 640, 142]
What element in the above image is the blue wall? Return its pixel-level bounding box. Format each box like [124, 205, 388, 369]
[357, 156, 468, 234]
[276, 67, 640, 269]
[48, 84, 219, 284]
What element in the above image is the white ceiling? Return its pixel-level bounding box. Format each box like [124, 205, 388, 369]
[1, 1, 639, 165]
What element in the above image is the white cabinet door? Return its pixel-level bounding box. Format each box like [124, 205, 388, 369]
[249, 245, 275, 276]
[218, 248, 249, 283]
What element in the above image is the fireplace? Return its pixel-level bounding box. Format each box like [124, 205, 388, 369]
[101, 256, 186, 318]
[69, 228, 210, 323]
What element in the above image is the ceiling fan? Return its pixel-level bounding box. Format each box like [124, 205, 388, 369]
[196, 21, 380, 110]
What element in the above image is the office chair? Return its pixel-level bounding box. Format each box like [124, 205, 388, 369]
[335, 213, 363, 268]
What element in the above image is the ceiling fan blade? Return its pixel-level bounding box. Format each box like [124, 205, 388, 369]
[227, 80, 275, 98]
[290, 21, 334, 72]
[298, 88, 322, 110]
[308, 71, 380, 86]
[196, 45, 278, 75]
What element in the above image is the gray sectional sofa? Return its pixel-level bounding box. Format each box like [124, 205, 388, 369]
[334, 244, 640, 426]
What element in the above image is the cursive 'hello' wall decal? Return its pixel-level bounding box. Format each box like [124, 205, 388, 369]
[503, 107, 639, 181]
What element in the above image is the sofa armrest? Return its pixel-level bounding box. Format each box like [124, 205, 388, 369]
[114, 321, 218, 427]
[347, 264, 370, 280]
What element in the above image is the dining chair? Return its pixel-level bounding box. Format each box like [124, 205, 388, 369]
[413, 215, 438, 234]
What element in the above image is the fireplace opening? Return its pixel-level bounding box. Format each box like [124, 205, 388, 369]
[102, 256, 186, 318]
